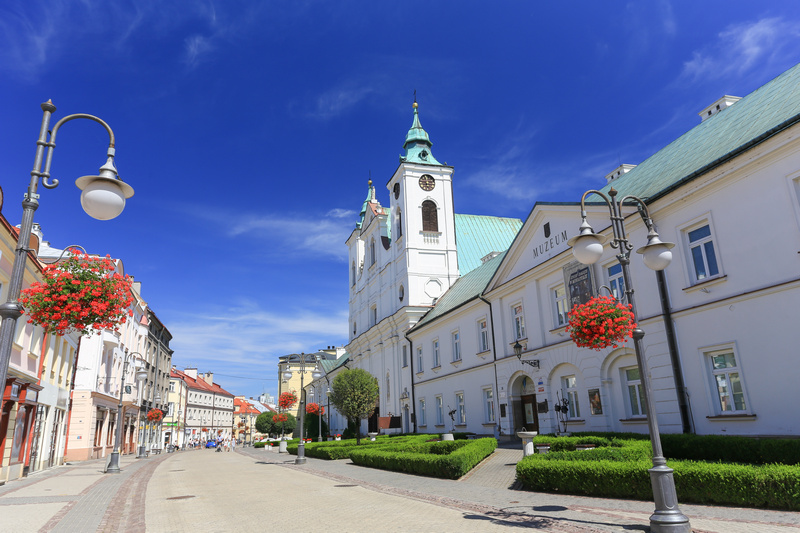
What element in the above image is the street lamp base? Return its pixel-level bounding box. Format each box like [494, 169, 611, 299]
[648, 465, 691, 532]
[106, 451, 121, 473]
[136, 445, 147, 459]
[295, 443, 306, 464]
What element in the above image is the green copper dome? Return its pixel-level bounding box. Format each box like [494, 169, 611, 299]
[400, 102, 442, 165]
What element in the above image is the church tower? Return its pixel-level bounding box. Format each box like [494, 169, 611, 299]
[387, 101, 458, 308]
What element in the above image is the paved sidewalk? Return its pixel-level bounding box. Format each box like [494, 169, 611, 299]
[239, 443, 800, 533]
[0, 444, 797, 532]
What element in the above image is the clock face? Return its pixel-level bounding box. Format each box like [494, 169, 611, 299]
[393, 183, 400, 199]
[419, 174, 435, 191]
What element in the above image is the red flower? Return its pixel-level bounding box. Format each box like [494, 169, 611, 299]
[278, 391, 298, 410]
[20, 250, 133, 337]
[565, 295, 636, 351]
[306, 402, 325, 415]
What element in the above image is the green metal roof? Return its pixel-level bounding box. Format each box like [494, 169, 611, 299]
[413, 251, 506, 330]
[455, 214, 522, 274]
[599, 62, 800, 201]
[321, 354, 350, 373]
[400, 103, 442, 166]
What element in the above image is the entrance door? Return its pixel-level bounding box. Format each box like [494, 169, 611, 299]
[514, 394, 539, 434]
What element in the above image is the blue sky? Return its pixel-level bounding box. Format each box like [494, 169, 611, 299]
[2, 1, 800, 400]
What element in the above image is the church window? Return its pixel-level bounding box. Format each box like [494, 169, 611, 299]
[421, 201, 438, 232]
[397, 208, 403, 239]
[370, 239, 376, 266]
[351, 262, 356, 286]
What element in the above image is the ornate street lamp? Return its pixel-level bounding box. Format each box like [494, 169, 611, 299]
[135, 364, 148, 458]
[567, 187, 690, 533]
[107, 352, 144, 473]
[282, 353, 322, 464]
[0, 101, 134, 397]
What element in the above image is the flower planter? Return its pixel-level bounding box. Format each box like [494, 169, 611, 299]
[566, 295, 636, 351]
[368, 432, 378, 441]
[575, 443, 597, 451]
[441, 433, 454, 441]
[516, 431, 538, 457]
[278, 440, 288, 453]
[535, 444, 551, 454]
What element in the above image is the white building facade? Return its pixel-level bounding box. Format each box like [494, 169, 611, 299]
[331, 63, 800, 439]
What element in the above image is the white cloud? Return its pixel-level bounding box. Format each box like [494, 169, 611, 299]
[308, 84, 376, 120]
[168, 301, 348, 380]
[682, 18, 800, 82]
[184, 35, 214, 69]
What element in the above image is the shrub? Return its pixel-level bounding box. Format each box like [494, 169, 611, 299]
[349, 438, 496, 479]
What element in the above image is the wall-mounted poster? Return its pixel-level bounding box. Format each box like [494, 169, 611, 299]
[588, 389, 603, 415]
[563, 260, 596, 310]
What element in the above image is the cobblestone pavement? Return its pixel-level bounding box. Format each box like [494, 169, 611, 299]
[0, 444, 798, 532]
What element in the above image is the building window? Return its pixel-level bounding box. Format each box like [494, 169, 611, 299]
[478, 318, 489, 352]
[435, 396, 444, 425]
[512, 304, 526, 340]
[562, 376, 581, 418]
[553, 286, 568, 327]
[686, 224, 719, 282]
[353, 322, 357, 336]
[351, 262, 356, 286]
[370, 238, 376, 266]
[451, 331, 461, 362]
[432, 339, 440, 368]
[169, 381, 175, 392]
[607, 263, 625, 301]
[418, 398, 426, 426]
[483, 388, 495, 423]
[397, 209, 403, 239]
[624, 367, 647, 417]
[402, 346, 408, 368]
[422, 200, 438, 232]
[708, 349, 747, 413]
[416, 347, 423, 371]
[370, 306, 377, 327]
[455, 392, 465, 425]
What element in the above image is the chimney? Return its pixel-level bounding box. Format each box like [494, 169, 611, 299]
[605, 164, 636, 185]
[203, 372, 214, 385]
[699, 95, 740, 122]
[184, 368, 198, 380]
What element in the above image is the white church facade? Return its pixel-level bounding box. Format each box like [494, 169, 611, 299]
[318, 63, 800, 439]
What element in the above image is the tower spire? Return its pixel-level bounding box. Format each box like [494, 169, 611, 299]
[400, 99, 442, 165]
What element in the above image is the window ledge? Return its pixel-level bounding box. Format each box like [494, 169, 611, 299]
[706, 413, 757, 421]
[431, 365, 441, 370]
[549, 325, 568, 335]
[683, 274, 728, 293]
[476, 349, 491, 357]
[619, 417, 648, 424]
[566, 419, 586, 424]
[454, 424, 466, 428]
[481, 422, 497, 427]
[450, 359, 462, 367]
[415, 371, 424, 376]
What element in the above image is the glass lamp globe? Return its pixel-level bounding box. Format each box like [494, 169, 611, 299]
[283, 371, 293, 381]
[569, 233, 605, 265]
[636, 231, 675, 271]
[75, 157, 134, 220]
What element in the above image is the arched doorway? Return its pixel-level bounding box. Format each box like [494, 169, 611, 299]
[509, 373, 539, 435]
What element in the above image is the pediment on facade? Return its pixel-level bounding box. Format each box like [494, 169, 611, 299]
[486, 204, 581, 291]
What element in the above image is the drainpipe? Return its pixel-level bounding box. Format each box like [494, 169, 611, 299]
[404, 333, 417, 434]
[479, 296, 502, 438]
[655, 270, 693, 434]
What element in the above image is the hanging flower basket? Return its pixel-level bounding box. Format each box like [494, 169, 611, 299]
[306, 402, 325, 416]
[147, 409, 163, 422]
[19, 249, 133, 336]
[278, 391, 298, 410]
[566, 295, 636, 351]
[201, 427, 208, 432]
[273, 413, 288, 424]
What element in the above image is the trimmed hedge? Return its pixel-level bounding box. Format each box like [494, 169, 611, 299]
[517, 434, 800, 510]
[348, 438, 497, 479]
[517, 455, 800, 511]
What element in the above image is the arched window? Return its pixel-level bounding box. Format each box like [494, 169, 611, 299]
[370, 239, 376, 266]
[422, 200, 438, 232]
[351, 261, 356, 286]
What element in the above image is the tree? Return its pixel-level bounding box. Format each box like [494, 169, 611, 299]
[328, 368, 379, 445]
[255, 411, 296, 438]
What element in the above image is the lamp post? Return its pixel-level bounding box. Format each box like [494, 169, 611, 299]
[107, 352, 144, 473]
[282, 353, 322, 465]
[135, 362, 148, 458]
[0, 101, 134, 396]
[567, 187, 690, 533]
[316, 385, 323, 441]
[149, 392, 161, 454]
